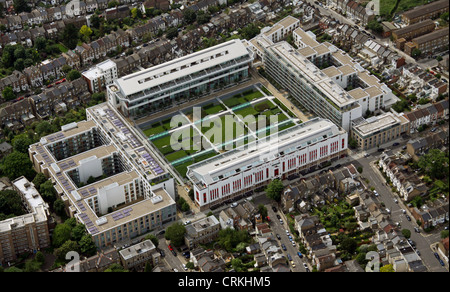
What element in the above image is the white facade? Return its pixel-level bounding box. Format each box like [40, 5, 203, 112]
[187, 118, 348, 210]
[82, 59, 118, 93]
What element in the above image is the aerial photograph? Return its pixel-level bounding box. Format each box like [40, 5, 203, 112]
[0, 0, 448, 277]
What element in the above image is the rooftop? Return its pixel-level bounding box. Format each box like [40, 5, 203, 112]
[113, 39, 252, 98]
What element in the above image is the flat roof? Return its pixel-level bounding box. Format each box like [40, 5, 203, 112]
[114, 39, 251, 97]
[188, 118, 343, 185]
[353, 112, 402, 137]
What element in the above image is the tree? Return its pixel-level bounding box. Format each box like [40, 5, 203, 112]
[266, 179, 284, 202]
[340, 237, 357, 255]
[52, 223, 73, 248]
[104, 263, 128, 272]
[418, 149, 449, 180]
[131, 7, 143, 19]
[71, 223, 87, 242]
[367, 20, 383, 34]
[240, 23, 260, 39]
[183, 8, 196, 24]
[411, 48, 421, 58]
[441, 230, 449, 239]
[54, 240, 79, 261]
[13, 0, 31, 13]
[32, 173, 47, 191]
[197, 11, 211, 24]
[60, 24, 80, 50]
[0, 151, 35, 181]
[67, 69, 82, 81]
[166, 27, 179, 39]
[2, 86, 15, 101]
[12, 134, 33, 153]
[401, 229, 411, 239]
[0, 190, 25, 217]
[79, 235, 97, 256]
[165, 222, 186, 246]
[380, 264, 395, 272]
[258, 204, 268, 219]
[35, 120, 53, 137]
[80, 25, 93, 39]
[40, 180, 57, 203]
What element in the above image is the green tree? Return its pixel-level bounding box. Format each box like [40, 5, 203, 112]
[258, 204, 268, 219]
[32, 173, 47, 191]
[52, 223, 73, 248]
[35, 120, 53, 137]
[54, 240, 79, 261]
[80, 25, 93, 41]
[418, 149, 449, 180]
[340, 237, 357, 255]
[441, 230, 449, 239]
[0, 151, 35, 180]
[60, 24, 80, 50]
[166, 27, 179, 39]
[0, 190, 25, 217]
[380, 264, 395, 272]
[240, 23, 260, 39]
[79, 235, 98, 256]
[183, 8, 196, 24]
[24, 259, 41, 272]
[53, 199, 66, 217]
[71, 223, 87, 242]
[131, 7, 143, 19]
[265, 179, 284, 202]
[67, 69, 82, 81]
[40, 180, 57, 204]
[165, 222, 186, 246]
[2, 86, 16, 101]
[401, 229, 411, 239]
[13, 0, 31, 13]
[104, 263, 128, 272]
[35, 251, 45, 264]
[12, 134, 33, 153]
[367, 20, 383, 33]
[4, 266, 23, 272]
[197, 11, 211, 24]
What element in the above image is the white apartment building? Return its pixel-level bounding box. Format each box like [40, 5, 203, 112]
[187, 118, 348, 210]
[106, 39, 254, 118]
[82, 59, 118, 93]
[29, 103, 177, 248]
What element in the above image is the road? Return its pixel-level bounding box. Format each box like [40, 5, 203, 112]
[340, 140, 449, 272]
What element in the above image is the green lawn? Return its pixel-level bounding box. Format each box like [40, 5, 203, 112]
[233, 105, 259, 118]
[203, 103, 226, 116]
[144, 125, 166, 137]
[166, 150, 189, 162]
[56, 43, 69, 53]
[242, 90, 264, 101]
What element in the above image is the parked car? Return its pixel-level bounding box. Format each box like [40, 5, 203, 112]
[281, 244, 287, 251]
[272, 206, 278, 212]
[406, 215, 411, 221]
[297, 252, 303, 258]
[392, 142, 400, 146]
[276, 234, 281, 240]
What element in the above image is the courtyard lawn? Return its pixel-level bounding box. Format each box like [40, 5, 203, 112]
[143, 124, 166, 137]
[233, 105, 259, 118]
[165, 150, 189, 162]
[242, 90, 264, 101]
[203, 103, 226, 116]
